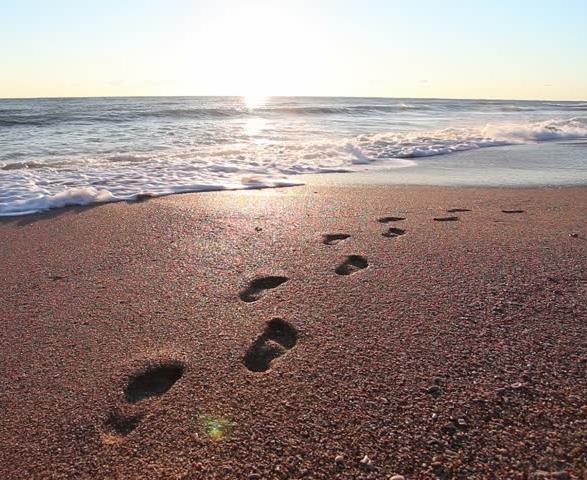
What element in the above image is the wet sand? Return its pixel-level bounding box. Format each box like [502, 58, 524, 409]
[0, 185, 585, 479]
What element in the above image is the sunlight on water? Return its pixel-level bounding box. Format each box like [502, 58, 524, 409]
[243, 117, 267, 137]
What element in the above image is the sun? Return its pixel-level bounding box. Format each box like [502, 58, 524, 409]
[179, 3, 318, 98]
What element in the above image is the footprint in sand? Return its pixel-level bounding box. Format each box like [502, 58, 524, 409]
[104, 410, 145, 438]
[433, 216, 459, 222]
[124, 362, 184, 403]
[335, 255, 369, 275]
[502, 209, 525, 214]
[378, 216, 406, 223]
[447, 208, 471, 213]
[382, 227, 406, 238]
[239, 276, 289, 303]
[243, 318, 298, 372]
[322, 233, 350, 245]
[103, 361, 184, 439]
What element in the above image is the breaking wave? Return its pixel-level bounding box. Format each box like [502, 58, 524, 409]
[353, 118, 587, 159]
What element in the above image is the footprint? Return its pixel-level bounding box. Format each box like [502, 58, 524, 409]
[243, 318, 298, 372]
[239, 276, 289, 303]
[382, 227, 406, 238]
[378, 216, 405, 223]
[433, 216, 459, 222]
[502, 209, 524, 214]
[447, 208, 471, 213]
[323, 233, 350, 245]
[102, 361, 184, 439]
[125, 362, 184, 403]
[335, 255, 369, 275]
[104, 409, 144, 438]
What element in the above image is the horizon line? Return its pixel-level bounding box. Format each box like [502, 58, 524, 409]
[1, 94, 585, 103]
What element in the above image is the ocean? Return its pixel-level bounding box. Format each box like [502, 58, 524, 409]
[1, 96, 587, 216]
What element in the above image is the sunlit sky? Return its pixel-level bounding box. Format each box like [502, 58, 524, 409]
[2, 0, 586, 100]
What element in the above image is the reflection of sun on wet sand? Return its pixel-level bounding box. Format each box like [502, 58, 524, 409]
[0, 184, 585, 479]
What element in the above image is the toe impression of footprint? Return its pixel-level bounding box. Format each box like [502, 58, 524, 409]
[243, 318, 298, 372]
[103, 361, 184, 439]
[378, 216, 405, 223]
[322, 233, 350, 245]
[335, 255, 369, 275]
[124, 362, 184, 403]
[240, 276, 289, 303]
[382, 227, 406, 238]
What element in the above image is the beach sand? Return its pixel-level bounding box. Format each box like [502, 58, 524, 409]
[0, 184, 585, 479]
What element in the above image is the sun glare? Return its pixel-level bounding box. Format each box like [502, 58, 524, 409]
[180, 3, 320, 97]
[243, 95, 268, 110]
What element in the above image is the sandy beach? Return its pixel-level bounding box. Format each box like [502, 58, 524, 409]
[0, 184, 585, 479]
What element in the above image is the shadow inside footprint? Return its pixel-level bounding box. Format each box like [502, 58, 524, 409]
[124, 362, 184, 403]
[378, 216, 406, 223]
[335, 255, 369, 275]
[240, 276, 289, 303]
[104, 410, 144, 437]
[502, 209, 525, 214]
[322, 233, 350, 245]
[243, 318, 298, 372]
[382, 227, 406, 238]
[447, 208, 471, 213]
[433, 216, 459, 222]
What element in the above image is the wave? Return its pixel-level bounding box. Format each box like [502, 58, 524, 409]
[0, 180, 301, 217]
[1, 116, 586, 217]
[262, 104, 435, 115]
[545, 102, 587, 110]
[4, 99, 587, 128]
[0, 187, 115, 216]
[1, 161, 47, 170]
[498, 105, 537, 112]
[0, 103, 441, 127]
[353, 117, 587, 159]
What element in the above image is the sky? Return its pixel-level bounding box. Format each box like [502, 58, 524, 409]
[1, 0, 586, 100]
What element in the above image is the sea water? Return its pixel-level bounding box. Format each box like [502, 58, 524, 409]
[1, 96, 586, 216]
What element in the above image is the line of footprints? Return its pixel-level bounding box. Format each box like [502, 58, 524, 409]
[102, 207, 525, 440]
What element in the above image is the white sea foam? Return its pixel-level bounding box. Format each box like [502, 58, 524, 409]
[1, 95, 586, 217]
[0, 187, 115, 216]
[353, 118, 587, 159]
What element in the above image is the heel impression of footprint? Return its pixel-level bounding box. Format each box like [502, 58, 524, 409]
[243, 318, 298, 373]
[103, 361, 184, 440]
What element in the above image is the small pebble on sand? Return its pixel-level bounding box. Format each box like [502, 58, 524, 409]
[360, 455, 374, 469]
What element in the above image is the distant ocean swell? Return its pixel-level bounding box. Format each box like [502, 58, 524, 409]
[3, 102, 587, 128]
[0, 104, 440, 127]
